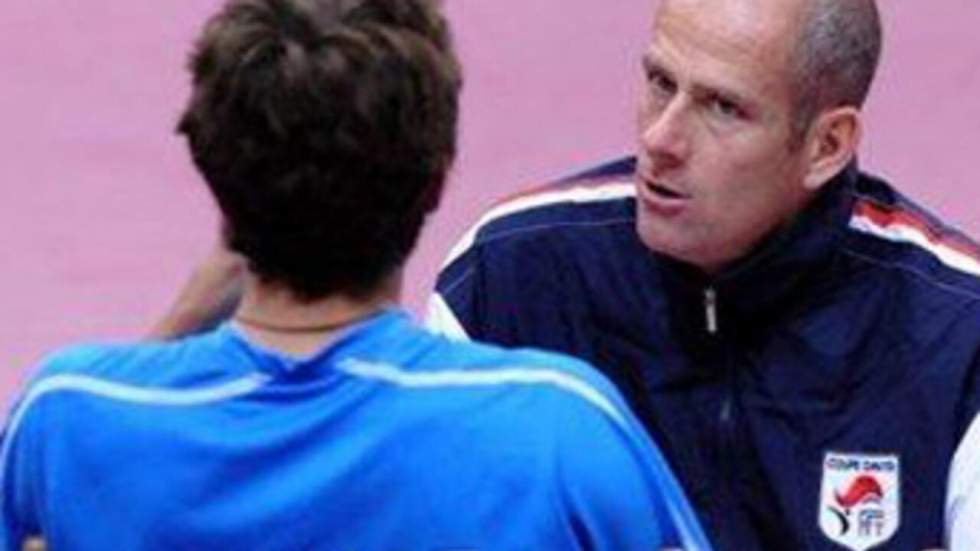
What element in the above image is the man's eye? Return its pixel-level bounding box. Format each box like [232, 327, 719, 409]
[646, 67, 676, 96]
[709, 95, 744, 120]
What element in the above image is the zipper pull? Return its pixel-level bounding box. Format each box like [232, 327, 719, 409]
[704, 287, 718, 335]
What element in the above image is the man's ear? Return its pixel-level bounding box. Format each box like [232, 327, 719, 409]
[802, 107, 862, 191]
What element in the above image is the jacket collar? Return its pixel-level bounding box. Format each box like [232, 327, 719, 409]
[652, 164, 860, 334]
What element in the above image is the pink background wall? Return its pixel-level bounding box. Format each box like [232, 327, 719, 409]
[1, 2, 978, 399]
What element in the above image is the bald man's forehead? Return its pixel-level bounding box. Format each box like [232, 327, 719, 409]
[655, 0, 805, 46]
[646, 0, 801, 123]
[653, 0, 802, 76]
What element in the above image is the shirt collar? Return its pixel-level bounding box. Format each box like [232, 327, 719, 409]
[219, 308, 419, 376]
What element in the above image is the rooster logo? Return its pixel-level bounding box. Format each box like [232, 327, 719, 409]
[835, 476, 884, 508]
[827, 475, 884, 536]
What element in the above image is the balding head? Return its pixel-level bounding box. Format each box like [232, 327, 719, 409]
[654, 0, 881, 145]
[637, 0, 878, 271]
[789, 0, 882, 142]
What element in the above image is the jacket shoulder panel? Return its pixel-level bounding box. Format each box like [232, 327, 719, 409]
[441, 157, 637, 271]
[846, 174, 980, 298]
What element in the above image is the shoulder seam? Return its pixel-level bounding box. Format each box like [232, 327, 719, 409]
[839, 248, 980, 302]
[0, 372, 271, 503]
[336, 357, 626, 428]
[441, 182, 634, 269]
[848, 197, 980, 280]
[439, 218, 634, 298]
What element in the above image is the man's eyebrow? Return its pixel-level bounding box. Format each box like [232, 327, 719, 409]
[641, 52, 674, 78]
[690, 81, 749, 105]
[642, 49, 666, 67]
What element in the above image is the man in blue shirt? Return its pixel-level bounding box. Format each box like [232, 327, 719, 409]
[0, 0, 710, 550]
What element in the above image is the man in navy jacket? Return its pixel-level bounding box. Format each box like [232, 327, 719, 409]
[429, 0, 980, 550]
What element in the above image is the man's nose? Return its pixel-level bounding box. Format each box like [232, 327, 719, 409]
[640, 98, 692, 170]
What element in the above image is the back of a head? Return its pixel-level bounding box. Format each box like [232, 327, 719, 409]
[179, 0, 461, 300]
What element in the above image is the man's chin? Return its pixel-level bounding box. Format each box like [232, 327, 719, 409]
[635, 217, 685, 257]
[634, 217, 719, 271]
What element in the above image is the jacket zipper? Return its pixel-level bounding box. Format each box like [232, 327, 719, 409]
[704, 287, 719, 335]
[704, 285, 732, 441]
[706, 285, 739, 547]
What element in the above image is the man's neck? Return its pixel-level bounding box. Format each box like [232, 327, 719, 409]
[234, 275, 399, 357]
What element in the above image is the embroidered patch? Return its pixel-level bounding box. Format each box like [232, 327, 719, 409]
[819, 452, 900, 551]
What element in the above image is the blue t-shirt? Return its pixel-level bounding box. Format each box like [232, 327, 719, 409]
[1, 310, 711, 550]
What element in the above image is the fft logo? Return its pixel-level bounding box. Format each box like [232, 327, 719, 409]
[818, 452, 900, 551]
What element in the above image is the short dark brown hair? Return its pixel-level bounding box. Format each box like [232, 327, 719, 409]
[178, 0, 461, 300]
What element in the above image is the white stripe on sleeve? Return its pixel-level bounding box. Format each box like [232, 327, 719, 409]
[424, 293, 470, 341]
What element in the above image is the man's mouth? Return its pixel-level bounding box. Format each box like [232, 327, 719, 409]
[644, 179, 690, 200]
[637, 176, 691, 217]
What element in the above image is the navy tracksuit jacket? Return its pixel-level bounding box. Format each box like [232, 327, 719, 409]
[431, 158, 980, 551]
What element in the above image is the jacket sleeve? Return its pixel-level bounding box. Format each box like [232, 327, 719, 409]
[426, 220, 569, 349]
[425, 236, 489, 341]
[425, 287, 475, 341]
[947, 412, 980, 550]
[549, 364, 714, 551]
[947, 355, 980, 550]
